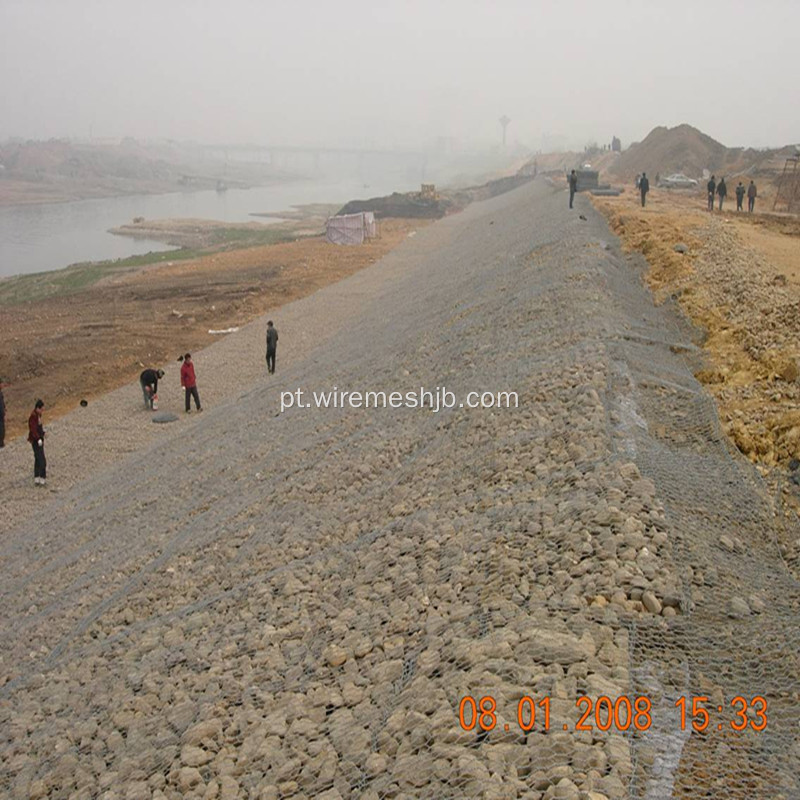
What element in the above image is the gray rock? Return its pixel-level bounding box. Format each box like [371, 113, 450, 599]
[727, 597, 751, 618]
[641, 591, 662, 615]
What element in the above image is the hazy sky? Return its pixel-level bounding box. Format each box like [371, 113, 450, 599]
[2, 0, 797, 151]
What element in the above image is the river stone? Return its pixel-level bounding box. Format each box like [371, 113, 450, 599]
[522, 628, 594, 664]
[641, 591, 662, 615]
[177, 767, 203, 791]
[727, 597, 751, 618]
[182, 720, 222, 747]
[554, 777, 580, 799]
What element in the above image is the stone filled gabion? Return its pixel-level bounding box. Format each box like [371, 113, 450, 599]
[1, 183, 798, 799]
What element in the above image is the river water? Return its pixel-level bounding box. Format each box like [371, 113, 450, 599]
[0, 177, 415, 279]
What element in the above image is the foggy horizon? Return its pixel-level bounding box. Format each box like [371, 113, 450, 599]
[2, 0, 798, 153]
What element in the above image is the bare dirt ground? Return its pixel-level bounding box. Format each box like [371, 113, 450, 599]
[593, 187, 800, 553]
[0, 218, 427, 440]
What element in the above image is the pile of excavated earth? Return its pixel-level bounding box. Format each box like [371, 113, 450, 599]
[608, 123, 794, 187]
[1, 181, 798, 799]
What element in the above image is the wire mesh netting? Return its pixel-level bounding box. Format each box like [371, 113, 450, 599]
[0, 182, 798, 799]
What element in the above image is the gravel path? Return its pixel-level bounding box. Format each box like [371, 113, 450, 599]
[1, 181, 797, 799]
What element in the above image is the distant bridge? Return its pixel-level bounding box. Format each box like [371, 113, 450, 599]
[199, 143, 429, 181]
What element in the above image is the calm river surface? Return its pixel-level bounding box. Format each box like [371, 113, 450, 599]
[0, 177, 414, 279]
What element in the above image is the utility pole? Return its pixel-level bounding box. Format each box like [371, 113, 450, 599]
[499, 115, 511, 149]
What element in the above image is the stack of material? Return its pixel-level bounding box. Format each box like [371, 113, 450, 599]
[326, 213, 366, 245]
[326, 212, 378, 245]
[576, 169, 599, 191]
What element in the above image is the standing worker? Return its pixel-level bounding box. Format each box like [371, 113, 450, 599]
[717, 177, 727, 211]
[735, 182, 745, 211]
[180, 354, 202, 413]
[0, 377, 6, 448]
[640, 172, 650, 207]
[707, 175, 716, 211]
[139, 368, 164, 410]
[568, 170, 578, 209]
[28, 399, 46, 486]
[266, 321, 279, 374]
[748, 180, 757, 213]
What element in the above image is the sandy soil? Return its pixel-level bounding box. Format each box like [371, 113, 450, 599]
[0, 218, 428, 440]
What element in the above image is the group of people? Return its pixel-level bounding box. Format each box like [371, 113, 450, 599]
[139, 354, 203, 413]
[569, 168, 758, 215]
[707, 175, 757, 213]
[5, 320, 280, 487]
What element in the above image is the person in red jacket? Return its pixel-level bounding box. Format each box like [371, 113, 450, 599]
[28, 399, 47, 486]
[180, 353, 202, 413]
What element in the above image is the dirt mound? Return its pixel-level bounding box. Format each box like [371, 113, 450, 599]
[338, 191, 449, 219]
[610, 124, 770, 181]
[338, 174, 534, 219]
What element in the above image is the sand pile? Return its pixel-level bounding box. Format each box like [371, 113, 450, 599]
[610, 124, 766, 181]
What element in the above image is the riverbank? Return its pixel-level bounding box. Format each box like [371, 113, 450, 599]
[0, 139, 296, 207]
[106, 204, 338, 249]
[0, 217, 428, 440]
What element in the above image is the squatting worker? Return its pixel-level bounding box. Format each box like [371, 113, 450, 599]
[639, 172, 650, 207]
[717, 177, 727, 211]
[28, 399, 46, 486]
[266, 320, 279, 374]
[748, 180, 757, 213]
[707, 175, 716, 211]
[0, 376, 6, 448]
[180, 353, 202, 413]
[139, 367, 164, 409]
[568, 170, 578, 209]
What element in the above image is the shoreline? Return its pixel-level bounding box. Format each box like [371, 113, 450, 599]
[0, 164, 309, 207]
[0, 217, 429, 443]
[0, 171, 527, 441]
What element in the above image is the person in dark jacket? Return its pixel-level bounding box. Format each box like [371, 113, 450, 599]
[139, 368, 165, 409]
[266, 321, 279, 374]
[0, 377, 6, 448]
[707, 175, 716, 211]
[717, 177, 727, 211]
[640, 172, 650, 207]
[28, 399, 46, 486]
[568, 170, 578, 209]
[180, 354, 202, 413]
[747, 180, 757, 213]
[735, 182, 745, 211]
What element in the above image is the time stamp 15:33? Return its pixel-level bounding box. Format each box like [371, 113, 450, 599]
[458, 695, 768, 734]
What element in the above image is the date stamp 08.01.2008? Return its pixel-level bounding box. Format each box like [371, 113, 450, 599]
[458, 695, 768, 735]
